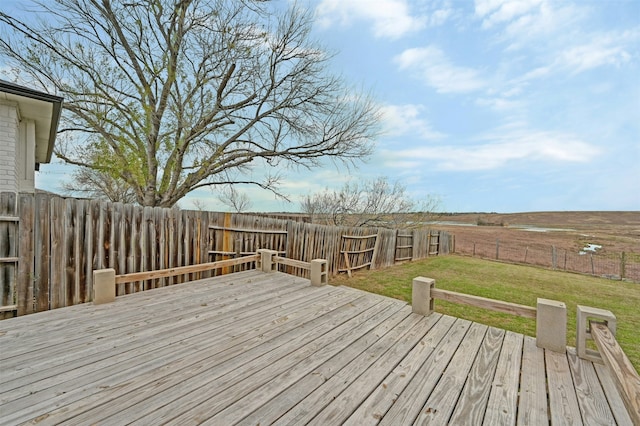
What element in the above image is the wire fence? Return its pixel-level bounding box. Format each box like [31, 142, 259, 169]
[454, 238, 640, 282]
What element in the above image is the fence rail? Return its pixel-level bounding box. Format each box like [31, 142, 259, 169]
[455, 237, 640, 282]
[429, 288, 537, 319]
[1, 192, 450, 318]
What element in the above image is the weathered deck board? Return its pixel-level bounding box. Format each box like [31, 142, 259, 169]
[517, 336, 548, 426]
[483, 331, 524, 425]
[448, 327, 505, 425]
[567, 347, 618, 425]
[161, 300, 404, 424]
[0, 269, 633, 425]
[1, 275, 313, 379]
[2, 278, 355, 423]
[213, 306, 417, 425]
[1, 276, 321, 398]
[33, 291, 381, 425]
[1, 270, 295, 358]
[129, 300, 396, 424]
[341, 314, 456, 426]
[594, 362, 635, 426]
[546, 348, 584, 425]
[413, 322, 488, 425]
[234, 308, 429, 426]
[377, 319, 472, 425]
[288, 314, 444, 426]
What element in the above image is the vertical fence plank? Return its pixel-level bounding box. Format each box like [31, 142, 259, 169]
[73, 200, 86, 303]
[84, 200, 96, 302]
[112, 203, 123, 296]
[141, 206, 151, 289]
[198, 210, 209, 279]
[168, 208, 177, 285]
[49, 196, 64, 309]
[128, 204, 140, 292]
[17, 194, 34, 315]
[96, 201, 106, 270]
[150, 207, 159, 288]
[63, 198, 76, 306]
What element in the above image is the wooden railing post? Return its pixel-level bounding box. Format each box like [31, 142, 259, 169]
[258, 249, 277, 273]
[576, 305, 617, 363]
[310, 259, 328, 286]
[412, 276, 435, 316]
[536, 298, 566, 353]
[93, 269, 115, 305]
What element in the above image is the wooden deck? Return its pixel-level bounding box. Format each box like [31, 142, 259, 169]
[0, 270, 634, 425]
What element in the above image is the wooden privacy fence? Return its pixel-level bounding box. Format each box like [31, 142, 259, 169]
[0, 192, 451, 317]
[0, 193, 19, 316]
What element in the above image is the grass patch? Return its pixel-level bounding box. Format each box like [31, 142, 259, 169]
[331, 255, 640, 371]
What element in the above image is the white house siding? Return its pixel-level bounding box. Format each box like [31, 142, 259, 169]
[17, 119, 36, 193]
[0, 100, 19, 193]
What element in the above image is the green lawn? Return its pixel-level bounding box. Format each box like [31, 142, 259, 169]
[331, 255, 640, 371]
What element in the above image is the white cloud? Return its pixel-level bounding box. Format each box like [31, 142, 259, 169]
[394, 46, 486, 93]
[380, 104, 445, 140]
[315, 0, 425, 39]
[559, 32, 636, 74]
[385, 128, 600, 171]
[519, 66, 551, 81]
[475, 0, 585, 51]
[418, 0, 456, 27]
[475, 0, 543, 29]
[475, 97, 522, 111]
[504, 30, 638, 92]
[429, 7, 453, 27]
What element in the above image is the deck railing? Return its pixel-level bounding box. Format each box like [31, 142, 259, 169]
[576, 305, 640, 424]
[93, 249, 328, 305]
[412, 277, 640, 422]
[411, 276, 567, 353]
[114, 254, 260, 285]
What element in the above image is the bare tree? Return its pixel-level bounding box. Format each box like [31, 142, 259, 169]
[61, 166, 138, 203]
[0, 0, 380, 207]
[217, 186, 252, 213]
[301, 176, 440, 228]
[189, 198, 208, 212]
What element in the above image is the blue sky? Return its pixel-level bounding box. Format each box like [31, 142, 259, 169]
[7, 0, 640, 212]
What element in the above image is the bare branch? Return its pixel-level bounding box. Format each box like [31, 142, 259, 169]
[301, 177, 441, 229]
[0, 0, 379, 207]
[217, 186, 253, 213]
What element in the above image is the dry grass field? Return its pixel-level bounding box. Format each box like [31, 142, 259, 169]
[434, 211, 640, 256]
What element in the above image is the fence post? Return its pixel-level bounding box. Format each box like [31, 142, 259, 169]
[495, 239, 500, 260]
[93, 269, 115, 305]
[234, 237, 242, 273]
[412, 276, 435, 316]
[370, 232, 380, 269]
[536, 298, 566, 353]
[310, 259, 328, 286]
[551, 246, 557, 269]
[620, 252, 626, 280]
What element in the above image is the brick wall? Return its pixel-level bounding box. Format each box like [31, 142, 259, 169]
[0, 101, 19, 192]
